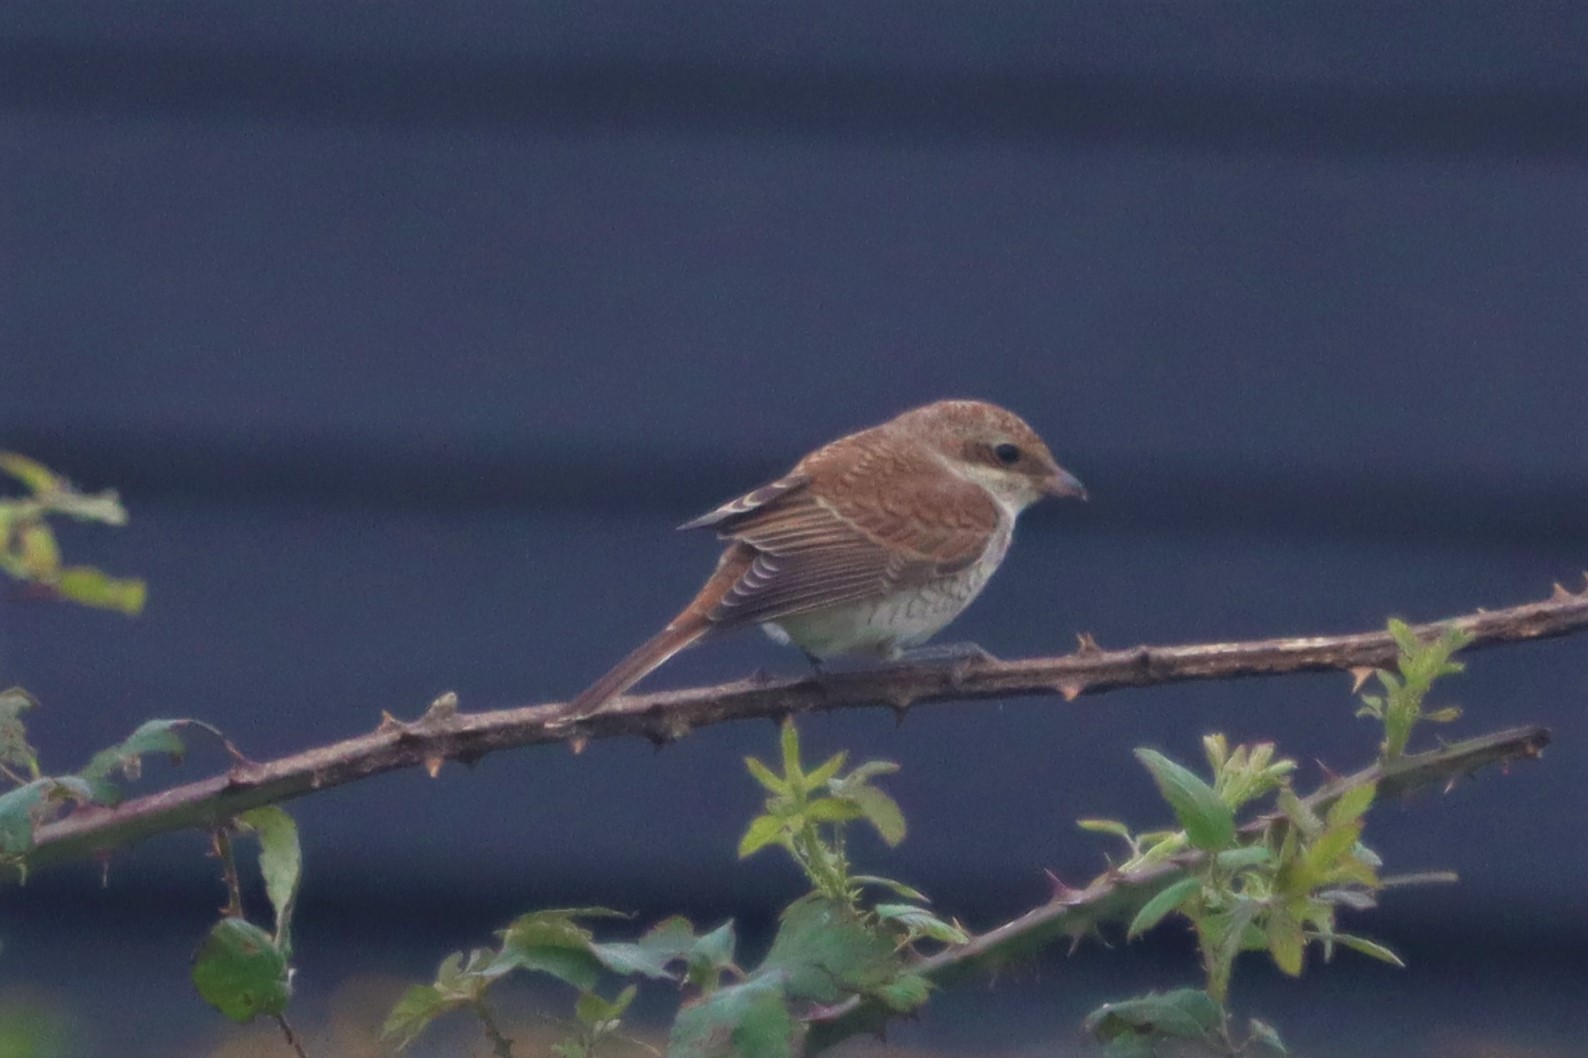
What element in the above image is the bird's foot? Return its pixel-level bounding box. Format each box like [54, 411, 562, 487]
[897, 641, 1001, 666]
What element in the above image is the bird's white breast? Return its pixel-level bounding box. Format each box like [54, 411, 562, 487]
[765, 520, 1014, 660]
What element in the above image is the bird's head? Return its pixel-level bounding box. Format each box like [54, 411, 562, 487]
[898, 399, 1087, 513]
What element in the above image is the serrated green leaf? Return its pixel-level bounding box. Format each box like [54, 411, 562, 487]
[1387, 618, 1420, 657]
[79, 720, 188, 784]
[1127, 877, 1200, 938]
[1335, 932, 1405, 968]
[738, 814, 785, 859]
[497, 909, 617, 991]
[873, 972, 930, 1012]
[380, 984, 453, 1051]
[845, 785, 906, 846]
[1134, 748, 1235, 851]
[760, 896, 900, 1003]
[237, 806, 301, 959]
[668, 974, 802, 1058]
[744, 757, 788, 796]
[805, 751, 848, 788]
[687, 921, 737, 987]
[1085, 988, 1223, 1041]
[874, 903, 969, 946]
[55, 567, 146, 616]
[191, 918, 291, 1023]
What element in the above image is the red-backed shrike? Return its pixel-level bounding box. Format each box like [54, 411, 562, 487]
[559, 399, 1085, 719]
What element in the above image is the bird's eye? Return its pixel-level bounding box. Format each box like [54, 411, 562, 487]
[992, 443, 1021, 465]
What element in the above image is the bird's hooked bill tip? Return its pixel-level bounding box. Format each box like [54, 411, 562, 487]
[1045, 467, 1088, 501]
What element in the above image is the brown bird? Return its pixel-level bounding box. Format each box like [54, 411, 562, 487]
[559, 399, 1086, 720]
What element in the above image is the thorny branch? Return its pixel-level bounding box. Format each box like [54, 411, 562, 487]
[14, 582, 1587, 875]
[803, 724, 1553, 1051]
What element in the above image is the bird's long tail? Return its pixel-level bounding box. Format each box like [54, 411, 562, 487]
[557, 616, 712, 720]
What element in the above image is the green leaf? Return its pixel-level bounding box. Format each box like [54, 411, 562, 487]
[1215, 846, 1274, 871]
[805, 751, 848, 788]
[1326, 783, 1377, 829]
[744, 757, 788, 796]
[874, 903, 970, 946]
[838, 760, 899, 785]
[668, 974, 802, 1058]
[591, 915, 701, 980]
[0, 780, 52, 855]
[1127, 877, 1200, 939]
[873, 972, 931, 1012]
[78, 719, 188, 788]
[380, 984, 453, 1051]
[191, 918, 291, 1023]
[779, 718, 804, 786]
[576, 984, 636, 1028]
[1304, 821, 1364, 877]
[1266, 906, 1305, 977]
[1134, 748, 1235, 851]
[738, 815, 785, 859]
[497, 909, 615, 991]
[0, 687, 40, 776]
[1249, 1017, 1288, 1054]
[1335, 932, 1406, 968]
[54, 567, 146, 615]
[1387, 618, 1421, 657]
[1085, 988, 1223, 1042]
[15, 523, 60, 580]
[686, 921, 738, 987]
[1077, 818, 1133, 839]
[760, 896, 900, 1003]
[237, 807, 302, 959]
[803, 797, 864, 824]
[0, 453, 64, 494]
[851, 875, 928, 902]
[845, 785, 906, 846]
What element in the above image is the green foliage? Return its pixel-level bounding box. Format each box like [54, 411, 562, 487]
[738, 719, 907, 905]
[1356, 619, 1472, 760]
[1084, 619, 1471, 1054]
[0, 453, 145, 615]
[191, 809, 302, 1025]
[0, 695, 206, 874]
[386, 718, 960, 1056]
[191, 917, 292, 1023]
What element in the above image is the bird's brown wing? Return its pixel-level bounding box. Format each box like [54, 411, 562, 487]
[679, 444, 1003, 630]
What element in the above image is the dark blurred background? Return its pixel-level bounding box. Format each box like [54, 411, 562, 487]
[3, 2, 1586, 1055]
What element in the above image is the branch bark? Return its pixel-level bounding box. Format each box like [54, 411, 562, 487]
[15, 583, 1587, 875]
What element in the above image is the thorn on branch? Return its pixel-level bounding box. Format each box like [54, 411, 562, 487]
[421, 691, 460, 724]
[1075, 632, 1104, 656]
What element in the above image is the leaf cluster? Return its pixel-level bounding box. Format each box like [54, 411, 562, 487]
[0, 688, 198, 877]
[1356, 619, 1471, 760]
[0, 452, 145, 614]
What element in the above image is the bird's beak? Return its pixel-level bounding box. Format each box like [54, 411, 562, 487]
[1043, 466, 1088, 501]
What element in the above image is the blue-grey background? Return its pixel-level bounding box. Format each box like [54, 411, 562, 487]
[2, 2, 1585, 1055]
